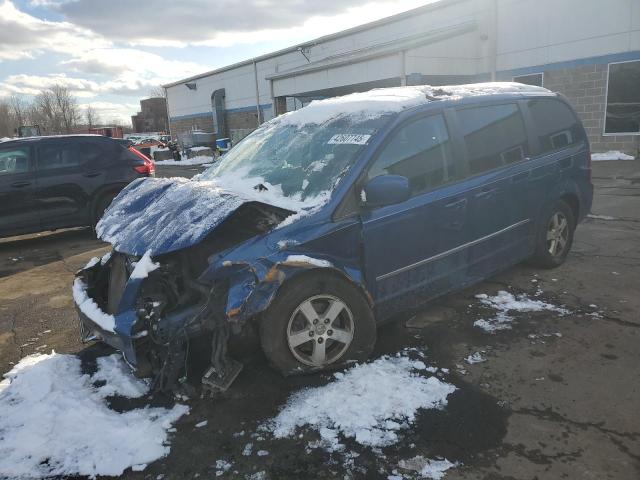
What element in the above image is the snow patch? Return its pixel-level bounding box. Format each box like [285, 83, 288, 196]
[473, 291, 569, 333]
[265, 354, 455, 450]
[215, 459, 232, 476]
[284, 255, 333, 268]
[398, 456, 456, 479]
[0, 352, 188, 478]
[130, 250, 160, 279]
[72, 278, 115, 332]
[84, 256, 100, 269]
[92, 354, 149, 398]
[587, 214, 617, 221]
[155, 155, 214, 166]
[591, 151, 635, 161]
[465, 352, 486, 364]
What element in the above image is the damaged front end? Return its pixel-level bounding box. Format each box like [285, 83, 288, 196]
[75, 200, 297, 394]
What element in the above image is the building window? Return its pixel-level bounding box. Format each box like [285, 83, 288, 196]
[605, 60, 640, 135]
[513, 73, 543, 87]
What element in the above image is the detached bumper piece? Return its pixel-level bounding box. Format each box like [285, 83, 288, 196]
[201, 326, 243, 396]
[202, 359, 244, 396]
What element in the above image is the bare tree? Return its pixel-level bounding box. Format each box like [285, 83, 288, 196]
[85, 104, 100, 129]
[51, 84, 78, 133]
[148, 85, 166, 99]
[0, 99, 14, 137]
[9, 95, 27, 127]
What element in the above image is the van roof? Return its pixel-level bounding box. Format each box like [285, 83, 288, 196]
[275, 82, 552, 128]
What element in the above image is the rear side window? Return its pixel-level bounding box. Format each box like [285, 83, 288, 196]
[0, 146, 30, 176]
[368, 114, 456, 196]
[527, 98, 585, 154]
[457, 103, 529, 175]
[38, 143, 83, 170]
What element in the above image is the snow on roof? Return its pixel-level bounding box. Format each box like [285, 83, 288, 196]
[276, 82, 550, 127]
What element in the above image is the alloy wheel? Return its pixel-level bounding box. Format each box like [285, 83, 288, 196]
[546, 211, 569, 257]
[286, 294, 355, 367]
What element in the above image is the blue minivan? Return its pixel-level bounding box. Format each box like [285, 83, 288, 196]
[75, 83, 593, 392]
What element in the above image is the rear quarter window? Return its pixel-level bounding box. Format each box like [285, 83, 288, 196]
[526, 98, 586, 155]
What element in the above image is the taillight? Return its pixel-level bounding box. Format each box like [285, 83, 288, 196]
[129, 146, 155, 176]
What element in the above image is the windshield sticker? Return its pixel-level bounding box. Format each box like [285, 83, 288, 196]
[328, 134, 372, 145]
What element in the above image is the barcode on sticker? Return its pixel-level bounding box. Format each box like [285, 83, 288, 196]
[328, 134, 372, 145]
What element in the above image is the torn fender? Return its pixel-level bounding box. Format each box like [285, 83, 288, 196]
[223, 255, 369, 323]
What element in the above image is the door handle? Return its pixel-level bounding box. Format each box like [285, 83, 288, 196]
[83, 172, 102, 178]
[558, 158, 572, 170]
[445, 198, 467, 209]
[10, 181, 31, 188]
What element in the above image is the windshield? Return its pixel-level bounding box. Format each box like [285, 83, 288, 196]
[198, 114, 392, 206]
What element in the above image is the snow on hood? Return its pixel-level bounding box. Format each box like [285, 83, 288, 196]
[96, 177, 249, 255]
[97, 175, 320, 255]
[275, 82, 549, 128]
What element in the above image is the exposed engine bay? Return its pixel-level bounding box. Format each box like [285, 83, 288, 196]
[80, 201, 293, 394]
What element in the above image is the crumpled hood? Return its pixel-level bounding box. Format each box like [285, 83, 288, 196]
[96, 177, 250, 255]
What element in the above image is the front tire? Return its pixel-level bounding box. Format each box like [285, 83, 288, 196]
[260, 272, 376, 375]
[531, 199, 575, 269]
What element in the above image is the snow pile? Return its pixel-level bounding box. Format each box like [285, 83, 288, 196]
[276, 82, 547, 128]
[72, 277, 115, 332]
[130, 250, 159, 279]
[398, 456, 456, 479]
[591, 151, 635, 161]
[266, 353, 455, 450]
[0, 352, 188, 478]
[473, 291, 569, 333]
[155, 155, 214, 166]
[91, 354, 150, 398]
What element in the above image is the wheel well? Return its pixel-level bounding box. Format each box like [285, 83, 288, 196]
[92, 187, 122, 220]
[560, 193, 579, 223]
[276, 267, 374, 309]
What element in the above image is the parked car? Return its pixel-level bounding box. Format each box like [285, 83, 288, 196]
[74, 83, 593, 393]
[0, 134, 155, 238]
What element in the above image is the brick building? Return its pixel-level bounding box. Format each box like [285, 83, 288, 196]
[131, 97, 169, 133]
[165, 0, 640, 156]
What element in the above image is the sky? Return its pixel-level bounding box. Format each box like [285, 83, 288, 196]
[0, 0, 433, 125]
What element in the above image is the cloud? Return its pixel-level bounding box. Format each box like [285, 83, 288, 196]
[62, 48, 209, 96]
[2, 49, 208, 99]
[78, 101, 139, 123]
[1, 73, 100, 97]
[57, 0, 428, 47]
[0, 0, 110, 60]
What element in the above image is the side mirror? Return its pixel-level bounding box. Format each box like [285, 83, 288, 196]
[362, 175, 410, 208]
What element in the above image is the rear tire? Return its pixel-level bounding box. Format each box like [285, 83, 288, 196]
[93, 193, 116, 229]
[531, 199, 575, 269]
[260, 272, 376, 376]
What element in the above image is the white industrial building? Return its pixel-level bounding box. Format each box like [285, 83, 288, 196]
[164, 0, 640, 155]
